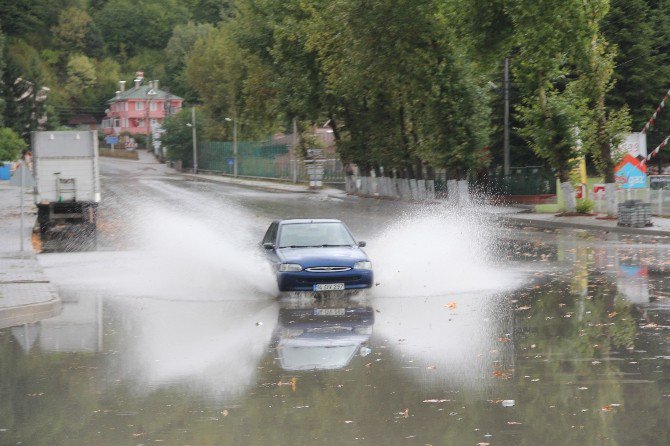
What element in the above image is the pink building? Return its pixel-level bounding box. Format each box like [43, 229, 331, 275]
[101, 72, 183, 136]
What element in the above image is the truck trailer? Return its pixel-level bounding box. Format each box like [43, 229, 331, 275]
[32, 130, 101, 249]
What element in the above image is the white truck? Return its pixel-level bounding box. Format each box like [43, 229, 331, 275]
[32, 130, 101, 244]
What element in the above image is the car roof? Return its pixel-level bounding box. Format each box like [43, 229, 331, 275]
[278, 219, 343, 225]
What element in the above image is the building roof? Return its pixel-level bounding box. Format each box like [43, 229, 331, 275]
[109, 85, 183, 103]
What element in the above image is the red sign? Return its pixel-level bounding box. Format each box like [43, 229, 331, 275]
[615, 154, 647, 173]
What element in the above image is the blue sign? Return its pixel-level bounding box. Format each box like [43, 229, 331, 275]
[105, 136, 119, 145]
[615, 154, 647, 189]
[0, 162, 10, 181]
[227, 158, 235, 166]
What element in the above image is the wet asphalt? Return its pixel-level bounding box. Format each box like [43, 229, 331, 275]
[0, 158, 669, 445]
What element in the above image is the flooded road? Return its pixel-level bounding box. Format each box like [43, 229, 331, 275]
[1, 158, 670, 445]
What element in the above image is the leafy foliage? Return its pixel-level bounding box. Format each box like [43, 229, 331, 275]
[0, 127, 27, 160]
[575, 199, 595, 214]
[0, 0, 665, 179]
[162, 108, 200, 165]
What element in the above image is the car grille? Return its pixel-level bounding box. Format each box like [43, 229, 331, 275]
[304, 266, 352, 272]
[297, 275, 361, 284]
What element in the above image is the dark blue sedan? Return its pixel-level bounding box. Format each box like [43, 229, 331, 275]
[261, 219, 373, 292]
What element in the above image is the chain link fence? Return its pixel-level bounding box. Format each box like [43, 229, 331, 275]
[197, 140, 345, 183]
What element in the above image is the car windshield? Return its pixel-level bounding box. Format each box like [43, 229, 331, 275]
[278, 222, 356, 248]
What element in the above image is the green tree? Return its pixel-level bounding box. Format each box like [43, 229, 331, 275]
[0, 127, 27, 160]
[0, 0, 47, 36]
[165, 21, 214, 101]
[2, 39, 52, 138]
[603, 0, 666, 126]
[509, 0, 587, 182]
[574, 0, 631, 183]
[186, 0, 234, 24]
[162, 107, 200, 166]
[0, 28, 5, 125]
[52, 7, 93, 53]
[93, 0, 189, 57]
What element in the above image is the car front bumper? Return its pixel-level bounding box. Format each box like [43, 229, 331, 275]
[277, 269, 373, 292]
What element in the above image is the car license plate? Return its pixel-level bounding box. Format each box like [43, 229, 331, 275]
[313, 283, 345, 291]
[315, 308, 346, 316]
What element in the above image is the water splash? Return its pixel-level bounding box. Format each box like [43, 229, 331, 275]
[368, 201, 519, 298]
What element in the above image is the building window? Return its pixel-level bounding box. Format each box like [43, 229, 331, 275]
[138, 119, 145, 128]
[136, 102, 144, 111]
[125, 102, 128, 111]
[150, 101, 157, 111]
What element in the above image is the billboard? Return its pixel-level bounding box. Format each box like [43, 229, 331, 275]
[618, 132, 647, 158]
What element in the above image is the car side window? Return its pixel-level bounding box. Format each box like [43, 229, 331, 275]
[262, 222, 278, 244]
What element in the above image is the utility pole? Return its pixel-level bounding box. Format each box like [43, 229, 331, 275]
[191, 106, 198, 174]
[19, 160, 25, 252]
[292, 117, 298, 183]
[503, 57, 510, 176]
[233, 111, 238, 177]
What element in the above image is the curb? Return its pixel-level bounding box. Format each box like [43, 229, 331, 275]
[180, 173, 316, 194]
[0, 294, 62, 330]
[0, 252, 63, 330]
[499, 214, 670, 237]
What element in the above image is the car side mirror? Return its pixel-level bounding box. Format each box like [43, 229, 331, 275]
[358, 241, 366, 247]
[263, 242, 275, 249]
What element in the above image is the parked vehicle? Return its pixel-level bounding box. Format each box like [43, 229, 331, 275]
[261, 219, 373, 292]
[32, 130, 100, 249]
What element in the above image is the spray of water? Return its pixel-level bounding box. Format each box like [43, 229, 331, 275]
[368, 201, 518, 298]
[366, 200, 521, 390]
[41, 179, 278, 300]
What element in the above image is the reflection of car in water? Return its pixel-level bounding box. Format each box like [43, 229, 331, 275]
[274, 304, 374, 371]
[261, 219, 373, 293]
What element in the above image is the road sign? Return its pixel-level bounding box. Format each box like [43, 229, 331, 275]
[615, 154, 647, 189]
[105, 136, 118, 145]
[227, 158, 234, 166]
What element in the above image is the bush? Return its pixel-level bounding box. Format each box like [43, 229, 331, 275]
[576, 199, 594, 214]
[0, 128, 27, 161]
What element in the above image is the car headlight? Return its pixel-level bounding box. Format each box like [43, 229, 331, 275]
[354, 261, 372, 270]
[279, 263, 303, 272]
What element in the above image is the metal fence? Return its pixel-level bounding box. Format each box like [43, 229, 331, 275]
[477, 167, 557, 196]
[197, 140, 345, 183]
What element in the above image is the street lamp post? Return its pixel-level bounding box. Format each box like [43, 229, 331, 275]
[146, 87, 157, 153]
[191, 107, 198, 174]
[225, 114, 238, 177]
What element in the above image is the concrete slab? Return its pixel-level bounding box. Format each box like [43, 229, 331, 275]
[0, 182, 62, 329]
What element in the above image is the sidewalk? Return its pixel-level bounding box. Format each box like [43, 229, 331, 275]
[498, 211, 670, 237]
[0, 182, 61, 329]
[177, 165, 670, 237]
[179, 169, 348, 199]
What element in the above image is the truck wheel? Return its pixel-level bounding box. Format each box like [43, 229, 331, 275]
[37, 206, 50, 232]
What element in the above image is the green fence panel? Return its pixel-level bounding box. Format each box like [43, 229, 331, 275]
[197, 140, 345, 182]
[480, 167, 557, 195]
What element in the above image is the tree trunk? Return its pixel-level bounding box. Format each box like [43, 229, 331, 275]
[426, 165, 435, 181]
[597, 95, 615, 183]
[328, 113, 341, 143]
[414, 158, 423, 180]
